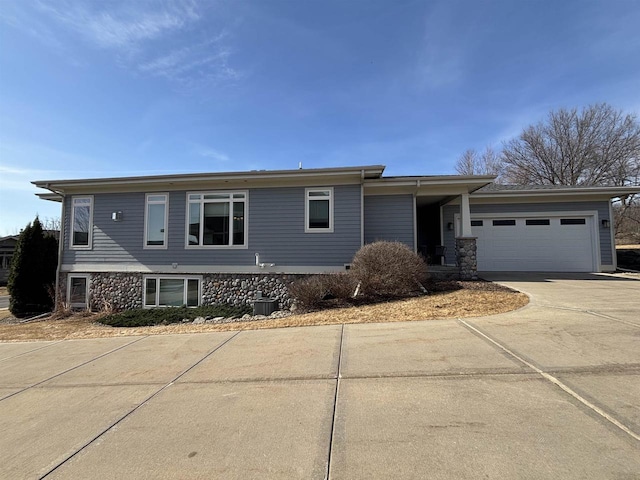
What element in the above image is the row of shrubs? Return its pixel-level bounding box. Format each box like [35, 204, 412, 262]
[101, 304, 252, 328]
[99, 241, 427, 326]
[288, 241, 428, 312]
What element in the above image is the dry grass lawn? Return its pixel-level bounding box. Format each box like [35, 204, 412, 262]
[0, 287, 528, 342]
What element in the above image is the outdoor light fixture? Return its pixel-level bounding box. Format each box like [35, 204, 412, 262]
[447, 222, 454, 231]
[111, 211, 123, 222]
[601, 219, 610, 229]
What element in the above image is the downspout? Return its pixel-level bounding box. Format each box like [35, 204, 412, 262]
[45, 184, 65, 310]
[360, 169, 365, 247]
[413, 180, 419, 253]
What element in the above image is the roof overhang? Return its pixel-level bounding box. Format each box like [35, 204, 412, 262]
[33, 165, 386, 195]
[363, 175, 495, 197]
[36, 193, 63, 203]
[470, 185, 640, 203]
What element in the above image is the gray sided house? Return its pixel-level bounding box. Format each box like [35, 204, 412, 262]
[33, 165, 638, 311]
[0, 235, 19, 285]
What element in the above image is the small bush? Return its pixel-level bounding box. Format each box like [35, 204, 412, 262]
[288, 273, 360, 312]
[323, 272, 359, 300]
[350, 241, 428, 298]
[100, 304, 252, 328]
[288, 276, 328, 312]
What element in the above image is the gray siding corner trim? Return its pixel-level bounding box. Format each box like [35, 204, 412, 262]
[364, 194, 415, 250]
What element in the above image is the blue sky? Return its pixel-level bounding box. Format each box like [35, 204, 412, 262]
[1, 0, 639, 235]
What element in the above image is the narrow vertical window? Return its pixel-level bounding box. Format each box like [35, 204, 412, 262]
[68, 275, 89, 308]
[187, 279, 199, 307]
[145, 278, 157, 307]
[145, 194, 168, 248]
[71, 196, 93, 248]
[305, 188, 333, 232]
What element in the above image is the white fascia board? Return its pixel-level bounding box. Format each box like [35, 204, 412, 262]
[363, 180, 493, 197]
[472, 186, 640, 200]
[32, 165, 385, 194]
[364, 177, 493, 188]
[61, 263, 349, 274]
[465, 193, 629, 205]
[36, 193, 63, 202]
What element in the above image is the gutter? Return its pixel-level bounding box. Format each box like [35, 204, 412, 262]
[42, 183, 65, 310]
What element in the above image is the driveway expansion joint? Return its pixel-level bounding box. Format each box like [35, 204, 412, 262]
[0, 340, 66, 363]
[0, 335, 150, 403]
[530, 304, 640, 328]
[325, 323, 344, 480]
[459, 319, 640, 443]
[39, 330, 242, 479]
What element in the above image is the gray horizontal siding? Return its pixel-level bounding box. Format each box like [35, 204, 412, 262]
[63, 185, 362, 267]
[442, 201, 613, 266]
[364, 195, 414, 250]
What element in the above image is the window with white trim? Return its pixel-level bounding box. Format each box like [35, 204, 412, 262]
[144, 277, 200, 308]
[186, 192, 247, 247]
[305, 187, 333, 233]
[70, 196, 93, 248]
[68, 274, 89, 308]
[145, 193, 168, 248]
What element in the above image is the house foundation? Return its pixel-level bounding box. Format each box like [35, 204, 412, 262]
[60, 272, 299, 312]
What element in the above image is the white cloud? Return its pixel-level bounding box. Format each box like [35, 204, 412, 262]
[414, 3, 466, 90]
[34, 0, 200, 54]
[1, 1, 241, 89]
[138, 34, 241, 86]
[192, 145, 230, 163]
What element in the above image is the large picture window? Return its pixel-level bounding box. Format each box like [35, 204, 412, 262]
[305, 188, 333, 232]
[186, 192, 247, 248]
[145, 193, 168, 248]
[144, 277, 200, 308]
[70, 196, 93, 248]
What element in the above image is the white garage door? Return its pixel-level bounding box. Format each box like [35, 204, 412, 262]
[471, 216, 596, 272]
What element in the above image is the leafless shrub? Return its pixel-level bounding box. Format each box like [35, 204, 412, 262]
[50, 301, 72, 320]
[350, 241, 428, 298]
[323, 273, 358, 300]
[288, 276, 329, 312]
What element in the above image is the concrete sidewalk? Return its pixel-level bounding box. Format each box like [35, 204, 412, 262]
[1, 273, 639, 479]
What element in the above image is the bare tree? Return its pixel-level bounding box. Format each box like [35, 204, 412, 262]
[40, 217, 61, 232]
[501, 103, 640, 187]
[455, 146, 504, 181]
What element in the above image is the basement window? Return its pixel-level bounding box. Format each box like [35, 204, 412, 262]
[68, 274, 90, 308]
[144, 277, 200, 308]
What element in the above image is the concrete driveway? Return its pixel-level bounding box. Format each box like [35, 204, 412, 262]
[1, 273, 639, 479]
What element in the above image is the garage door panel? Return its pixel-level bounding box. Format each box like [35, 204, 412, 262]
[473, 216, 594, 272]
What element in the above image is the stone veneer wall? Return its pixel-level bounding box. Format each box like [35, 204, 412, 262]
[455, 237, 478, 280]
[60, 272, 299, 311]
[91, 273, 144, 311]
[202, 274, 298, 309]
